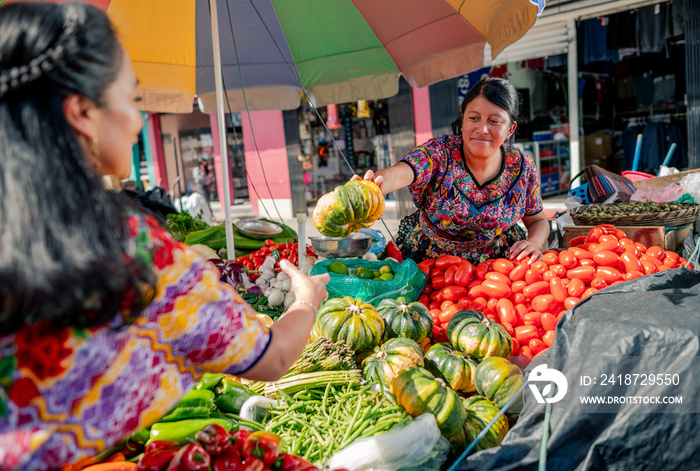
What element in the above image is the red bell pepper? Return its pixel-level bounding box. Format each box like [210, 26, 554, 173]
[241, 432, 282, 467]
[385, 241, 403, 262]
[235, 457, 265, 471]
[164, 443, 210, 471]
[138, 442, 181, 471]
[435, 254, 462, 271]
[453, 261, 474, 287]
[194, 424, 231, 457]
[230, 430, 251, 453]
[278, 454, 319, 471]
[211, 447, 243, 471]
[444, 265, 458, 286]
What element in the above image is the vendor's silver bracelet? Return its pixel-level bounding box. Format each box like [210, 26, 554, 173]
[289, 300, 318, 313]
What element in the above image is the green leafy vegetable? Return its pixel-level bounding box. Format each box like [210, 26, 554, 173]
[165, 210, 210, 241]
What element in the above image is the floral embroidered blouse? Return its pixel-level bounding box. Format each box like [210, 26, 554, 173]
[0, 214, 271, 471]
[399, 134, 543, 262]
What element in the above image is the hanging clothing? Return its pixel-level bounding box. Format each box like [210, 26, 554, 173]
[581, 18, 614, 64]
[634, 72, 654, 106]
[637, 4, 668, 55]
[607, 10, 638, 50]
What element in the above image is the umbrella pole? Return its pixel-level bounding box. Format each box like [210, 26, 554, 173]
[209, 0, 235, 258]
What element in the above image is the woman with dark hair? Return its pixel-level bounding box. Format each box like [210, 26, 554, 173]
[0, 3, 329, 469]
[353, 77, 550, 264]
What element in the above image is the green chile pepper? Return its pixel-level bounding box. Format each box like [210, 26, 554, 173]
[149, 418, 232, 444]
[213, 377, 254, 415]
[194, 373, 225, 391]
[159, 389, 215, 422]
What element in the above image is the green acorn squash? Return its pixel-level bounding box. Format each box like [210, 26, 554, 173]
[449, 395, 510, 454]
[377, 296, 433, 342]
[475, 356, 523, 418]
[390, 366, 466, 438]
[312, 180, 385, 238]
[446, 310, 513, 361]
[362, 337, 424, 388]
[424, 343, 478, 394]
[314, 296, 384, 351]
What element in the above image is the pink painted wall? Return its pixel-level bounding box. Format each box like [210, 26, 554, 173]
[147, 114, 168, 188]
[412, 87, 433, 146]
[209, 114, 235, 206]
[241, 110, 291, 213]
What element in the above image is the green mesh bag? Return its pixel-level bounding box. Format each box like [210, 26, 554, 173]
[310, 258, 427, 306]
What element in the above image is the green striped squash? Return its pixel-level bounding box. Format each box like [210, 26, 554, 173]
[423, 343, 478, 394]
[314, 296, 384, 351]
[446, 310, 512, 361]
[390, 367, 465, 438]
[449, 395, 509, 454]
[475, 356, 523, 418]
[362, 337, 424, 388]
[312, 180, 385, 238]
[377, 297, 433, 342]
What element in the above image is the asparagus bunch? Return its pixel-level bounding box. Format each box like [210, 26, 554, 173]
[249, 337, 356, 394]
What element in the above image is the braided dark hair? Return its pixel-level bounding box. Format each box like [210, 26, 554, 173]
[451, 77, 520, 149]
[0, 2, 153, 334]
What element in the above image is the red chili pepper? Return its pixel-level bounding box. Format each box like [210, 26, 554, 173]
[241, 432, 282, 467]
[194, 424, 231, 457]
[444, 265, 458, 286]
[435, 254, 462, 270]
[453, 261, 474, 287]
[164, 443, 210, 471]
[278, 454, 319, 471]
[211, 447, 243, 471]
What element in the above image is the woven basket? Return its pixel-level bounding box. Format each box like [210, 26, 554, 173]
[570, 204, 700, 227]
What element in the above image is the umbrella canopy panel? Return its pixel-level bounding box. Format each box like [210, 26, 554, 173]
[105, 0, 543, 114]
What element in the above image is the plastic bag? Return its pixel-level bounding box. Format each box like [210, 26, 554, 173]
[325, 414, 449, 471]
[629, 180, 684, 202]
[310, 258, 426, 305]
[679, 172, 700, 203]
[359, 228, 387, 256]
[238, 395, 275, 425]
[175, 193, 213, 225]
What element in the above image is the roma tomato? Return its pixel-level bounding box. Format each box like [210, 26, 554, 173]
[624, 270, 644, 281]
[596, 235, 619, 252]
[522, 281, 550, 300]
[529, 339, 546, 355]
[634, 242, 647, 253]
[549, 264, 567, 277]
[431, 275, 446, 291]
[567, 266, 596, 283]
[564, 296, 581, 309]
[468, 284, 485, 300]
[542, 330, 555, 347]
[439, 305, 460, 324]
[517, 346, 533, 357]
[531, 294, 557, 313]
[444, 265, 458, 286]
[596, 266, 621, 283]
[475, 262, 489, 280]
[566, 278, 585, 297]
[578, 258, 596, 267]
[645, 246, 664, 260]
[640, 254, 662, 268]
[531, 261, 549, 274]
[435, 254, 462, 271]
[440, 300, 454, 311]
[429, 309, 441, 323]
[558, 250, 577, 269]
[590, 277, 608, 290]
[620, 252, 643, 273]
[454, 261, 474, 287]
[510, 292, 526, 305]
[593, 250, 620, 267]
[441, 285, 468, 302]
[418, 294, 429, 306]
[509, 262, 529, 282]
[515, 325, 539, 344]
[496, 298, 517, 325]
[540, 312, 558, 332]
[569, 247, 593, 260]
[492, 258, 515, 275]
[511, 280, 527, 294]
[568, 235, 587, 247]
[523, 311, 542, 327]
[485, 271, 511, 286]
[510, 338, 521, 356]
[429, 302, 440, 311]
[480, 280, 512, 299]
[585, 227, 603, 243]
[542, 271, 556, 282]
[429, 290, 442, 303]
[524, 269, 543, 284]
[515, 304, 528, 322]
[542, 252, 559, 266]
[487, 298, 498, 312]
[663, 251, 679, 267]
[549, 277, 567, 303]
[472, 297, 488, 312]
[501, 321, 515, 336]
[640, 260, 657, 275]
[581, 287, 598, 299]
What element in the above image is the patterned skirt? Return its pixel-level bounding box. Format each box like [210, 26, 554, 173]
[395, 211, 527, 265]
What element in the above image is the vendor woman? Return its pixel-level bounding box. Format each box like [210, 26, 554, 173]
[353, 77, 550, 264]
[0, 3, 329, 469]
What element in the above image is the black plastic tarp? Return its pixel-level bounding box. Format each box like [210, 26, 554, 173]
[458, 269, 700, 471]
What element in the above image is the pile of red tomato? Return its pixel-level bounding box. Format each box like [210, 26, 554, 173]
[236, 241, 317, 279]
[418, 224, 692, 359]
